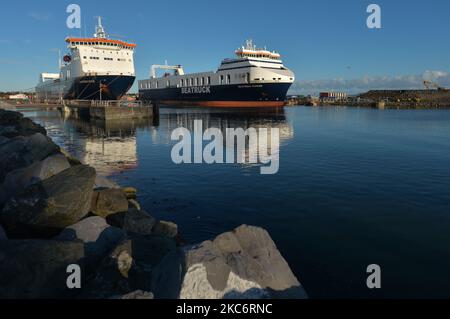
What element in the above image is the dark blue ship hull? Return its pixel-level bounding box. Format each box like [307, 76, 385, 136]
[65, 75, 135, 100]
[37, 75, 135, 102]
[139, 83, 292, 107]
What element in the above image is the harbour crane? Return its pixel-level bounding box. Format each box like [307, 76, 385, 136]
[150, 64, 185, 79]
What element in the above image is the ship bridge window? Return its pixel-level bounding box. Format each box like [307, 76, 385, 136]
[220, 75, 224, 85]
[207, 76, 211, 85]
[226, 74, 231, 84]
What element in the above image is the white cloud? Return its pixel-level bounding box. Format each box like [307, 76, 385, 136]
[422, 70, 448, 82]
[291, 71, 450, 95]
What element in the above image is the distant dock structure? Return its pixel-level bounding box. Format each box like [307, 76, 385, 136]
[60, 99, 155, 120]
[319, 92, 348, 102]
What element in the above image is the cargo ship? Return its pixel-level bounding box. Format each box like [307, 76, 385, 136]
[138, 40, 295, 107]
[35, 17, 136, 102]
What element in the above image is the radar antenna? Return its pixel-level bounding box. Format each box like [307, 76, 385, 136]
[94, 16, 107, 39]
[245, 39, 256, 51]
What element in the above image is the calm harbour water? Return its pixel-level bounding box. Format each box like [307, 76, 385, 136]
[22, 105, 450, 298]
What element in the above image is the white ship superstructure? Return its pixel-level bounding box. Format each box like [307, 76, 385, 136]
[139, 40, 295, 107]
[36, 17, 136, 102]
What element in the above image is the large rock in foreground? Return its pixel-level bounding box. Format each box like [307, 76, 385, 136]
[153, 220, 178, 238]
[57, 216, 126, 271]
[0, 109, 47, 138]
[106, 206, 156, 236]
[84, 235, 181, 299]
[180, 225, 307, 299]
[0, 224, 6, 240]
[94, 175, 120, 190]
[0, 154, 70, 204]
[0, 133, 59, 183]
[0, 165, 96, 238]
[90, 188, 129, 218]
[0, 240, 84, 299]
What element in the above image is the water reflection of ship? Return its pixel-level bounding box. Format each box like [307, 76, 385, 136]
[156, 107, 294, 164]
[159, 107, 293, 138]
[62, 116, 157, 176]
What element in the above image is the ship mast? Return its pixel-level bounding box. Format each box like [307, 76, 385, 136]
[94, 16, 107, 39]
[245, 39, 256, 51]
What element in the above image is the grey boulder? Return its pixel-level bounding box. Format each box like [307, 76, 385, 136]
[107, 206, 156, 236]
[180, 225, 308, 299]
[91, 188, 129, 218]
[84, 235, 181, 299]
[0, 110, 47, 138]
[153, 220, 178, 238]
[0, 135, 9, 146]
[0, 240, 84, 299]
[59, 147, 82, 166]
[0, 224, 6, 240]
[94, 175, 119, 190]
[0, 154, 70, 204]
[57, 216, 126, 271]
[123, 207, 156, 236]
[0, 133, 60, 183]
[1, 165, 96, 238]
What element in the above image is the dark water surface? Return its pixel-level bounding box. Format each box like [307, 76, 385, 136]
[22, 105, 450, 298]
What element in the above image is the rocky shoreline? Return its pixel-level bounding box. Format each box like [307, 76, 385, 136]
[0, 108, 307, 299]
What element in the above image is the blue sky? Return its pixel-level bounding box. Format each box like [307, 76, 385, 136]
[0, 0, 449, 94]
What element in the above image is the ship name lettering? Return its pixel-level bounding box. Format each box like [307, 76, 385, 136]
[181, 86, 211, 94]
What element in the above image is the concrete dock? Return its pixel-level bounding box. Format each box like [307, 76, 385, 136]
[61, 100, 156, 120]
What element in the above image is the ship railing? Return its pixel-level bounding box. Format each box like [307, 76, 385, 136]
[90, 100, 144, 108]
[63, 99, 146, 108]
